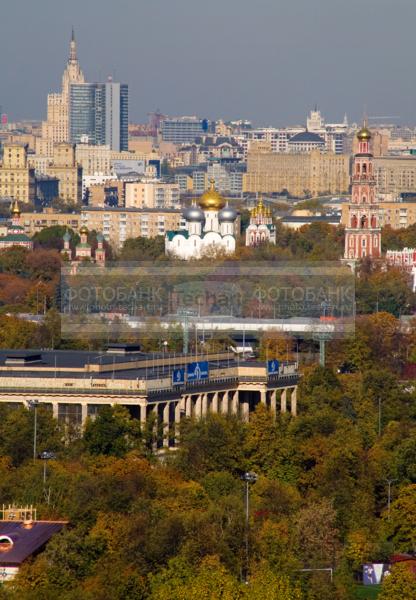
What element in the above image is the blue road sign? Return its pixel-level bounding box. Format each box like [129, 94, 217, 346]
[187, 360, 209, 382]
[172, 368, 185, 385]
[267, 359, 280, 375]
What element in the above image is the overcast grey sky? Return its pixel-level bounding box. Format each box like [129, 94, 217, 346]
[1, 0, 414, 126]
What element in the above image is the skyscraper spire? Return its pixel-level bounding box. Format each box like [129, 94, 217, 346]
[69, 27, 77, 63]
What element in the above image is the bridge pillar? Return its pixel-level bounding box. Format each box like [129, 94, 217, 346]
[195, 394, 202, 418]
[242, 398, 249, 422]
[52, 401, 59, 420]
[174, 401, 182, 445]
[163, 402, 170, 447]
[280, 389, 287, 413]
[221, 391, 229, 415]
[139, 404, 147, 427]
[260, 388, 267, 405]
[185, 395, 192, 417]
[202, 393, 208, 416]
[152, 404, 158, 452]
[81, 402, 88, 425]
[291, 387, 297, 416]
[270, 390, 277, 416]
[212, 391, 219, 414]
[232, 390, 239, 415]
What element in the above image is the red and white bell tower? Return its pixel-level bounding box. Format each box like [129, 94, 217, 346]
[344, 125, 381, 260]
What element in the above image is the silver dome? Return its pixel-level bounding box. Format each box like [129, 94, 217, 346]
[218, 204, 238, 222]
[183, 204, 205, 222]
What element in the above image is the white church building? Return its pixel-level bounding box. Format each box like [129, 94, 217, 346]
[165, 181, 238, 259]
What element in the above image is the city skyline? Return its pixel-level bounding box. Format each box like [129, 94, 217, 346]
[1, 0, 415, 126]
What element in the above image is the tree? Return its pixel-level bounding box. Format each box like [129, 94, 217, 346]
[0, 404, 63, 466]
[25, 249, 62, 281]
[175, 414, 246, 479]
[150, 555, 242, 600]
[292, 499, 341, 568]
[386, 484, 416, 553]
[0, 246, 29, 275]
[379, 562, 416, 600]
[33, 226, 77, 251]
[83, 405, 143, 457]
[244, 563, 303, 599]
[119, 237, 166, 261]
[0, 314, 39, 348]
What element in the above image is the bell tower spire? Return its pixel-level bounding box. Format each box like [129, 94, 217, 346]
[344, 125, 381, 261]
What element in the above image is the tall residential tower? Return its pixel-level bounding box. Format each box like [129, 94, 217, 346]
[69, 79, 128, 151]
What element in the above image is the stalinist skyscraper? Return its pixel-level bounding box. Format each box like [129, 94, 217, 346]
[42, 29, 85, 144]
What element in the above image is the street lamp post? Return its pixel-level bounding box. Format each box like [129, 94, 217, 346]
[39, 451, 56, 485]
[242, 471, 258, 584]
[27, 400, 39, 463]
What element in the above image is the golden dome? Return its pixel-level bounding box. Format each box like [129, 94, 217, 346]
[11, 199, 20, 216]
[252, 197, 269, 217]
[198, 180, 226, 211]
[357, 126, 371, 141]
[79, 225, 88, 235]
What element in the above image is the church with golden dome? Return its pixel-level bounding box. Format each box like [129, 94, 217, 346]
[0, 199, 33, 251]
[245, 198, 276, 247]
[165, 181, 238, 259]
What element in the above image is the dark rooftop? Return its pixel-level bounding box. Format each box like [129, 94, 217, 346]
[289, 131, 325, 144]
[0, 521, 66, 565]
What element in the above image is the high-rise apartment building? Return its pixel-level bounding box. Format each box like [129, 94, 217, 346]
[161, 117, 209, 144]
[42, 30, 85, 143]
[69, 81, 128, 151]
[0, 143, 36, 202]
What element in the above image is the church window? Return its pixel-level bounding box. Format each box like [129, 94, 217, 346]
[362, 238, 366, 247]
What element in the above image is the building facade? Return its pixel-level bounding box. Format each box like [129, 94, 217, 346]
[373, 156, 416, 195]
[20, 208, 81, 236]
[344, 126, 381, 260]
[88, 180, 125, 207]
[0, 143, 36, 203]
[161, 117, 209, 144]
[69, 81, 129, 151]
[125, 181, 180, 209]
[244, 148, 350, 198]
[81, 206, 182, 249]
[42, 143, 83, 204]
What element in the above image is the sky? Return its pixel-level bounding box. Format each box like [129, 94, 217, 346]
[1, 0, 415, 127]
